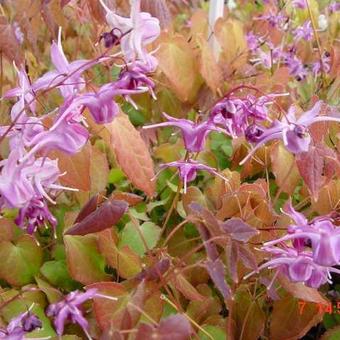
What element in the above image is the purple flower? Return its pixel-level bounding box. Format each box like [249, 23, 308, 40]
[144, 113, 224, 153]
[15, 197, 57, 234]
[255, 10, 288, 30]
[329, 2, 340, 13]
[292, 0, 306, 9]
[246, 32, 262, 52]
[284, 55, 308, 80]
[312, 52, 331, 77]
[210, 93, 283, 137]
[100, 0, 160, 69]
[293, 21, 313, 42]
[0, 310, 41, 340]
[32, 28, 101, 99]
[0, 149, 36, 209]
[246, 246, 340, 288]
[116, 62, 156, 100]
[264, 217, 340, 267]
[46, 289, 98, 336]
[241, 101, 340, 164]
[4, 66, 36, 116]
[20, 112, 89, 163]
[157, 159, 226, 193]
[0, 150, 75, 209]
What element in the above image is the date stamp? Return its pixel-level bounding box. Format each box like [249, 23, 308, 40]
[298, 300, 340, 315]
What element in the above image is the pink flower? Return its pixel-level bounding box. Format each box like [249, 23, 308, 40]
[4, 66, 36, 117]
[246, 246, 340, 288]
[47, 289, 98, 336]
[292, 0, 306, 9]
[15, 197, 57, 234]
[293, 21, 313, 42]
[241, 101, 340, 164]
[157, 159, 226, 193]
[33, 29, 101, 99]
[144, 113, 225, 153]
[0, 310, 41, 339]
[100, 0, 160, 69]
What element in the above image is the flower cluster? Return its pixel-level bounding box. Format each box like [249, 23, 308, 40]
[0, 1, 160, 234]
[246, 202, 340, 288]
[247, 3, 334, 81]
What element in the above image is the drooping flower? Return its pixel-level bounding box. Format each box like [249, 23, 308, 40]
[241, 101, 340, 164]
[32, 28, 101, 99]
[0, 150, 76, 209]
[100, 0, 160, 69]
[157, 159, 226, 193]
[20, 113, 89, 163]
[15, 196, 57, 234]
[245, 246, 340, 288]
[264, 215, 340, 267]
[144, 113, 225, 153]
[293, 21, 313, 42]
[116, 61, 156, 101]
[0, 310, 41, 340]
[46, 289, 98, 336]
[4, 66, 37, 116]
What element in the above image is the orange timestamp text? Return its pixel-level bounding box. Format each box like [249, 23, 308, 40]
[298, 300, 340, 315]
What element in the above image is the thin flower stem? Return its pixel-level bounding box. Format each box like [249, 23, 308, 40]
[163, 219, 189, 246]
[160, 294, 214, 340]
[305, 0, 324, 78]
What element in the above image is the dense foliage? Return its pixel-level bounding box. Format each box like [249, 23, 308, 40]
[0, 0, 339, 339]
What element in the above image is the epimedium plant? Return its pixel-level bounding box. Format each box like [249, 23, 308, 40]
[0, 0, 339, 339]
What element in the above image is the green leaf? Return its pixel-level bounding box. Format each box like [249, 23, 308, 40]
[108, 168, 126, 184]
[119, 222, 161, 256]
[0, 235, 43, 286]
[64, 235, 110, 285]
[199, 325, 226, 340]
[40, 260, 80, 291]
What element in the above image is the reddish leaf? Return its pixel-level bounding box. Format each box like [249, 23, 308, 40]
[0, 16, 23, 65]
[225, 238, 239, 282]
[136, 258, 170, 281]
[221, 218, 258, 242]
[49, 143, 91, 191]
[205, 259, 231, 299]
[270, 292, 324, 340]
[171, 271, 205, 301]
[89, 281, 146, 331]
[296, 143, 340, 200]
[107, 114, 155, 197]
[110, 192, 144, 206]
[279, 275, 328, 305]
[74, 194, 103, 224]
[136, 314, 192, 340]
[156, 33, 203, 103]
[65, 199, 128, 236]
[271, 143, 300, 194]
